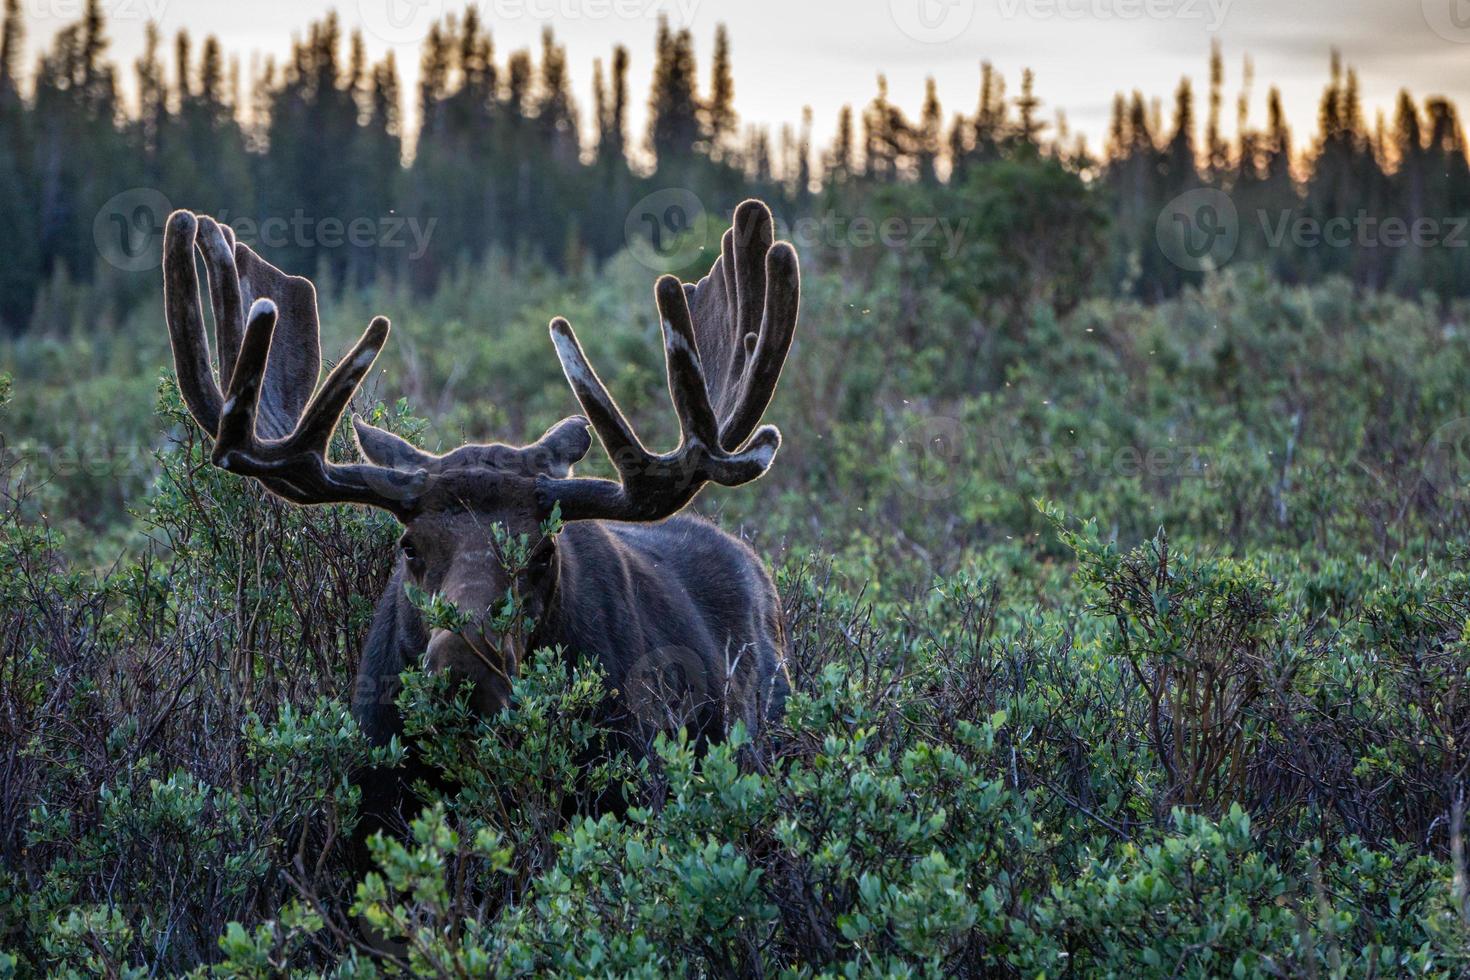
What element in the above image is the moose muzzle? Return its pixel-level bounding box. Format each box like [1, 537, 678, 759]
[423, 590, 519, 717]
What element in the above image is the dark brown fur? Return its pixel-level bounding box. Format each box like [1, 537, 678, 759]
[353, 512, 790, 750]
[160, 200, 799, 833]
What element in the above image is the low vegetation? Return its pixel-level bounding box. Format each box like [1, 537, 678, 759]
[4, 206, 1470, 974]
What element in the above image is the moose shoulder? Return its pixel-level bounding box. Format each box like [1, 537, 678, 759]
[161, 199, 796, 766]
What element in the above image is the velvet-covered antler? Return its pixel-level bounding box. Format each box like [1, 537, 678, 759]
[536, 200, 799, 522]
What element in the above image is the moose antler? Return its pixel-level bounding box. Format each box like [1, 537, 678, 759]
[684, 198, 800, 451]
[162, 210, 426, 515]
[537, 200, 799, 522]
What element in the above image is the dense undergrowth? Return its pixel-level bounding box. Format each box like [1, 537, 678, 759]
[3, 230, 1470, 975]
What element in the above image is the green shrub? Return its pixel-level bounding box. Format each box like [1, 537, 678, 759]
[5, 240, 1470, 973]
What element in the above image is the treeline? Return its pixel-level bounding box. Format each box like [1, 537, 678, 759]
[0, 0, 1468, 333]
[1105, 46, 1470, 299]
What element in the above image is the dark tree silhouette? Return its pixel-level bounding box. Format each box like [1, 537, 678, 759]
[0, 8, 1467, 334]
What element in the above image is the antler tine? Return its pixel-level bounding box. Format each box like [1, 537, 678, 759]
[293, 316, 393, 453]
[548, 315, 650, 477]
[212, 302, 415, 510]
[162, 211, 225, 434]
[196, 215, 244, 383]
[163, 209, 425, 515]
[731, 198, 775, 349]
[213, 297, 277, 461]
[721, 239, 799, 450]
[656, 275, 722, 449]
[538, 258, 787, 524]
[676, 200, 800, 453]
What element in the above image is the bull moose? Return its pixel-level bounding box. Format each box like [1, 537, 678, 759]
[160, 199, 797, 779]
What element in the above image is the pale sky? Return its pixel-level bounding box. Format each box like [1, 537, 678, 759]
[16, 0, 1470, 160]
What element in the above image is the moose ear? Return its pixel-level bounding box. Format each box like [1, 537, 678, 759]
[353, 414, 438, 470]
[528, 416, 592, 478]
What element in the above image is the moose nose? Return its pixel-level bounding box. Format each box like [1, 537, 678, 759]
[424, 628, 513, 717]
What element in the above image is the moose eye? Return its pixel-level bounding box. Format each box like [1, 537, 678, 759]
[400, 540, 426, 577]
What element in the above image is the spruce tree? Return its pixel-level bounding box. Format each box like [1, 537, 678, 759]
[1264, 87, 1291, 183]
[538, 28, 578, 164]
[1014, 69, 1042, 149]
[0, 0, 19, 105]
[648, 17, 699, 171]
[1205, 41, 1227, 179]
[918, 77, 942, 183]
[610, 44, 629, 165]
[828, 105, 854, 183]
[1165, 78, 1198, 190]
[135, 23, 166, 159]
[796, 105, 812, 198]
[974, 62, 1006, 162]
[0, 0, 34, 330]
[705, 24, 735, 160]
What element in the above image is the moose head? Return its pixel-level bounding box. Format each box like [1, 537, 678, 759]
[162, 200, 797, 732]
